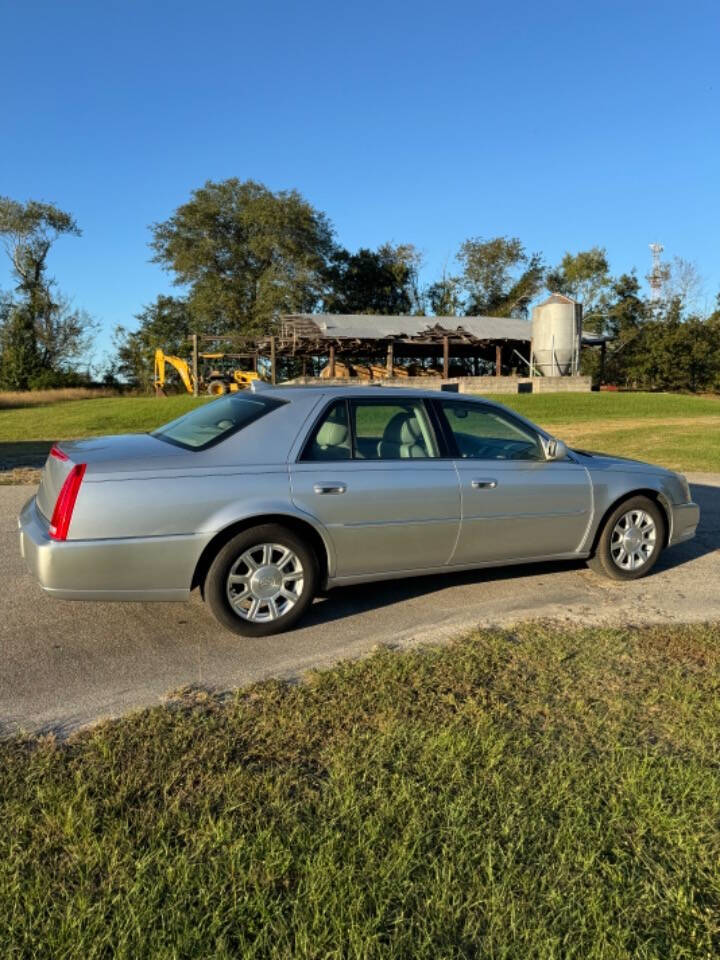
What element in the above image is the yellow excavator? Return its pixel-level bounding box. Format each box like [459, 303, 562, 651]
[154, 349, 260, 396]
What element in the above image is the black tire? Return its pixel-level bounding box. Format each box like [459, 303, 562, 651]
[207, 380, 228, 396]
[204, 524, 318, 636]
[587, 495, 665, 581]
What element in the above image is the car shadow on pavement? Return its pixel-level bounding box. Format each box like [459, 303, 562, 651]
[303, 481, 720, 630]
[654, 483, 720, 571]
[0, 440, 53, 471]
[303, 557, 588, 630]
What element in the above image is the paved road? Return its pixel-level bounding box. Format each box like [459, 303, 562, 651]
[2, 478, 719, 737]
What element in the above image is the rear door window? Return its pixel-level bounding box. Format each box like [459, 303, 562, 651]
[350, 399, 439, 459]
[301, 400, 351, 460]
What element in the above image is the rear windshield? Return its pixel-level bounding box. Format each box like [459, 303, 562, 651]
[153, 394, 284, 450]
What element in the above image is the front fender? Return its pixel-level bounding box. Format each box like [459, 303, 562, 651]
[582, 470, 678, 551]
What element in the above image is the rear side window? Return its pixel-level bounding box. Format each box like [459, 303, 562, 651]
[301, 401, 351, 460]
[301, 397, 439, 461]
[351, 399, 438, 459]
[153, 394, 284, 450]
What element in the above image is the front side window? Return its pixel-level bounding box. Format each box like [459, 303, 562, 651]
[351, 399, 438, 459]
[153, 394, 283, 450]
[439, 401, 544, 461]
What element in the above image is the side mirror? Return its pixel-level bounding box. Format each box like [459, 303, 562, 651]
[544, 437, 569, 461]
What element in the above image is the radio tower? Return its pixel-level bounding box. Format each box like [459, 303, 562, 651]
[648, 242, 665, 301]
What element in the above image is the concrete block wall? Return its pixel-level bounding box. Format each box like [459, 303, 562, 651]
[453, 376, 527, 394]
[283, 374, 592, 394]
[531, 376, 592, 393]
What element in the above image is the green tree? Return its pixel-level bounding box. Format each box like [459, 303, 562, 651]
[627, 300, 720, 393]
[456, 236, 545, 317]
[0, 197, 94, 388]
[598, 273, 644, 384]
[546, 247, 612, 333]
[0, 305, 41, 390]
[150, 179, 334, 337]
[322, 243, 423, 315]
[427, 268, 463, 316]
[113, 296, 193, 390]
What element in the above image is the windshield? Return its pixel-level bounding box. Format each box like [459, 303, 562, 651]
[153, 394, 284, 450]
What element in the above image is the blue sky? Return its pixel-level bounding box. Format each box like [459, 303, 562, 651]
[1, 0, 718, 367]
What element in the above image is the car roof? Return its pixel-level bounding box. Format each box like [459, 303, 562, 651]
[254, 382, 506, 406]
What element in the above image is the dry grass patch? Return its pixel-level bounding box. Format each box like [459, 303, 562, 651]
[0, 387, 121, 409]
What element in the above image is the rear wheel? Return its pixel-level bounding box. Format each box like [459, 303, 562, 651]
[207, 380, 228, 396]
[588, 495, 665, 580]
[204, 524, 318, 636]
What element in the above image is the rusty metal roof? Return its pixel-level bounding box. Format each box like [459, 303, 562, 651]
[280, 314, 532, 342]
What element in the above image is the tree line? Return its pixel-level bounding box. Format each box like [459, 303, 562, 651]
[1, 181, 719, 393]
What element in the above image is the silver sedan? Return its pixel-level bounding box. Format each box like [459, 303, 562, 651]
[18, 384, 700, 636]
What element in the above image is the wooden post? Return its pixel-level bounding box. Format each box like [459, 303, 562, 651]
[191, 333, 199, 396]
[270, 336, 276, 385]
[386, 341, 394, 377]
[252, 352, 258, 372]
[495, 343, 502, 377]
[329, 344, 336, 378]
[443, 336, 450, 379]
[301, 356, 307, 377]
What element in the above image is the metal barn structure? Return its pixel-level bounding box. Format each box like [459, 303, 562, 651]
[257, 313, 535, 382]
[175, 304, 602, 394]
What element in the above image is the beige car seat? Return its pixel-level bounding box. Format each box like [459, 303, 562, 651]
[311, 418, 350, 459]
[377, 413, 428, 458]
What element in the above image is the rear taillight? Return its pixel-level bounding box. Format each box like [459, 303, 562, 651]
[50, 444, 69, 461]
[49, 463, 86, 540]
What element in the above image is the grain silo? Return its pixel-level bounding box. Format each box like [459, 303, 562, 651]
[531, 294, 582, 376]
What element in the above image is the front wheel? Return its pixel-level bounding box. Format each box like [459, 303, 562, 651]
[587, 495, 665, 581]
[204, 524, 318, 636]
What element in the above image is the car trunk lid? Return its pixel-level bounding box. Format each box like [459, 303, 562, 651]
[36, 434, 184, 522]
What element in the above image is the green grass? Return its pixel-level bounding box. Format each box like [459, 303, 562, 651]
[2, 623, 720, 958]
[476, 393, 720, 473]
[482, 391, 720, 424]
[0, 394, 208, 442]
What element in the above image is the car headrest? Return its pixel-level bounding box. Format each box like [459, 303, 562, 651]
[400, 418, 423, 444]
[316, 420, 348, 447]
[382, 412, 419, 444]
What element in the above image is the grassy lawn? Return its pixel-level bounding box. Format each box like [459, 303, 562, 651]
[483, 392, 720, 473]
[3, 623, 720, 958]
[0, 390, 719, 472]
[0, 394, 207, 442]
[488, 391, 720, 423]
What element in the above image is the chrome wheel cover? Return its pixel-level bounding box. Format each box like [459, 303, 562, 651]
[610, 509, 657, 571]
[226, 542, 304, 622]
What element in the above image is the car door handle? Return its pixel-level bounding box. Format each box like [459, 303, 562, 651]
[313, 482, 347, 495]
[471, 479, 497, 489]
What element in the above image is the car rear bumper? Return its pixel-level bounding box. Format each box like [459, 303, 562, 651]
[668, 501, 700, 546]
[18, 496, 205, 601]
